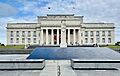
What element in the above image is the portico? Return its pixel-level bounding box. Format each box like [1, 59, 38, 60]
[40, 28, 80, 47]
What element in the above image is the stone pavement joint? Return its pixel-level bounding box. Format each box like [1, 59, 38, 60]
[39, 60, 77, 76]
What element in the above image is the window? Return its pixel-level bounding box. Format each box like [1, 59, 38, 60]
[102, 31, 105, 36]
[108, 38, 111, 43]
[10, 38, 13, 43]
[22, 31, 25, 37]
[102, 38, 105, 43]
[96, 31, 99, 37]
[33, 31, 36, 37]
[85, 31, 88, 37]
[81, 33, 83, 36]
[10, 31, 13, 37]
[96, 38, 100, 43]
[90, 38, 94, 43]
[16, 31, 19, 37]
[16, 38, 19, 43]
[33, 38, 36, 43]
[22, 38, 25, 43]
[28, 31, 31, 37]
[85, 38, 88, 43]
[108, 31, 111, 36]
[28, 38, 31, 43]
[90, 31, 94, 36]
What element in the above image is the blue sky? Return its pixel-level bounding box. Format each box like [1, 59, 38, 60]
[0, 0, 120, 44]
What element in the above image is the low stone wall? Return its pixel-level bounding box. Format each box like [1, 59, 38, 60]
[0, 49, 33, 54]
[71, 59, 120, 70]
[0, 59, 45, 70]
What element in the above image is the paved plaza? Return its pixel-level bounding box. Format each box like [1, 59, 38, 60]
[0, 56, 120, 76]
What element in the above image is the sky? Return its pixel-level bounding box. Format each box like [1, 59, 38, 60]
[0, 0, 120, 44]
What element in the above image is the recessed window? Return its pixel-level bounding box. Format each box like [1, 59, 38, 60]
[108, 31, 111, 36]
[22, 38, 25, 43]
[16, 31, 19, 37]
[16, 38, 19, 43]
[85, 38, 88, 43]
[10, 38, 13, 43]
[90, 38, 94, 43]
[96, 38, 100, 43]
[10, 31, 13, 37]
[85, 31, 88, 37]
[102, 31, 105, 36]
[108, 38, 111, 43]
[28, 31, 31, 37]
[90, 31, 93, 36]
[33, 31, 36, 37]
[96, 31, 99, 37]
[102, 38, 105, 43]
[81, 33, 83, 36]
[22, 31, 25, 37]
[33, 38, 36, 43]
[28, 38, 31, 43]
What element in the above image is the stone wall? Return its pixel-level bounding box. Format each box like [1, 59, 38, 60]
[0, 49, 32, 54]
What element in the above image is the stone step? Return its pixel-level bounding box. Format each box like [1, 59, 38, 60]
[39, 60, 77, 76]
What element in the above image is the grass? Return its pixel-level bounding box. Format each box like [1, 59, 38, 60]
[0, 45, 120, 49]
[0, 45, 25, 49]
[103, 45, 120, 49]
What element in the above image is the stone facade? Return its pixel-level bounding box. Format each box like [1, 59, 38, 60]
[6, 14, 115, 46]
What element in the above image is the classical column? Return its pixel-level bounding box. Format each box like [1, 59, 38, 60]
[73, 29, 76, 45]
[46, 29, 48, 45]
[57, 29, 59, 45]
[60, 20, 67, 47]
[78, 29, 81, 44]
[40, 29, 43, 45]
[68, 29, 70, 45]
[51, 29, 54, 45]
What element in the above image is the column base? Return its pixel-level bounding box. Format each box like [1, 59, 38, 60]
[60, 43, 67, 47]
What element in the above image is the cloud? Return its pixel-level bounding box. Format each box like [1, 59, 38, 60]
[0, 0, 120, 44]
[0, 2, 18, 17]
[17, 0, 120, 19]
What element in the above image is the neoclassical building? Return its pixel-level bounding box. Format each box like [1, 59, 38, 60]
[7, 14, 115, 47]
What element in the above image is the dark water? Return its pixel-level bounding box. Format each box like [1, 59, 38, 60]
[27, 47, 120, 60]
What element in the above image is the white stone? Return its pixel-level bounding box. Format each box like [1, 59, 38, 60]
[6, 14, 115, 46]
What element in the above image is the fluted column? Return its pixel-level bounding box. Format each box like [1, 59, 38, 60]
[73, 29, 76, 45]
[78, 29, 81, 44]
[60, 20, 67, 47]
[46, 29, 48, 45]
[40, 29, 43, 45]
[57, 29, 59, 45]
[68, 29, 70, 45]
[51, 29, 54, 45]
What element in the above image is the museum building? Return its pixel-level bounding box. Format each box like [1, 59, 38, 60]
[6, 14, 115, 47]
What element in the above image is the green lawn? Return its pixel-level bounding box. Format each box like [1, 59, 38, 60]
[0, 45, 119, 49]
[104, 45, 120, 49]
[0, 45, 25, 49]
